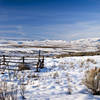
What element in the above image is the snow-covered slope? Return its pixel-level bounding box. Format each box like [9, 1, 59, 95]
[0, 38, 100, 56]
[0, 38, 100, 47]
[71, 38, 100, 46]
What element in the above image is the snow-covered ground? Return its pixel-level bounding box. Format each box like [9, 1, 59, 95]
[0, 38, 100, 99]
[0, 56, 100, 100]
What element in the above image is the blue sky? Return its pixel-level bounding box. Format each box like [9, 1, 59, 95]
[0, 0, 100, 40]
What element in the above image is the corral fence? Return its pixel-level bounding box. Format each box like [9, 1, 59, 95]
[0, 50, 44, 72]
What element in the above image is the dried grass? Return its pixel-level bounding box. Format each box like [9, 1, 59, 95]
[83, 67, 100, 95]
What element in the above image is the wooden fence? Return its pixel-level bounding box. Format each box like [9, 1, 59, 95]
[0, 50, 44, 72]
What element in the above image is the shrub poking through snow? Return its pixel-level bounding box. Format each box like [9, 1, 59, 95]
[80, 61, 85, 68]
[0, 81, 18, 100]
[53, 72, 59, 79]
[70, 62, 74, 69]
[83, 67, 100, 95]
[66, 72, 72, 94]
[18, 63, 30, 71]
[86, 58, 97, 64]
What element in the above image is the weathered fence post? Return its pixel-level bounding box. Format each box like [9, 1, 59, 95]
[22, 57, 25, 64]
[40, 56, 44, 69]
[0, 59, 1, 68]
[36, 62, 39, 72]
[36, 50, 41, 72]
[42, 56, 44, 68]
[2, 55, 6, 65]
[38, 50, 41, 62]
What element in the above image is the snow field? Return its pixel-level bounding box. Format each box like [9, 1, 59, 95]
[0, 56, 100, 99]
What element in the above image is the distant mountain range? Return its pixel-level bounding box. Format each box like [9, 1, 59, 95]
[0, 37, 100, 45]
[0, 38, 100, 52]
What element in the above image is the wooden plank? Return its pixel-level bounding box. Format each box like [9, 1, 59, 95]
[1, 61, 37, 64]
